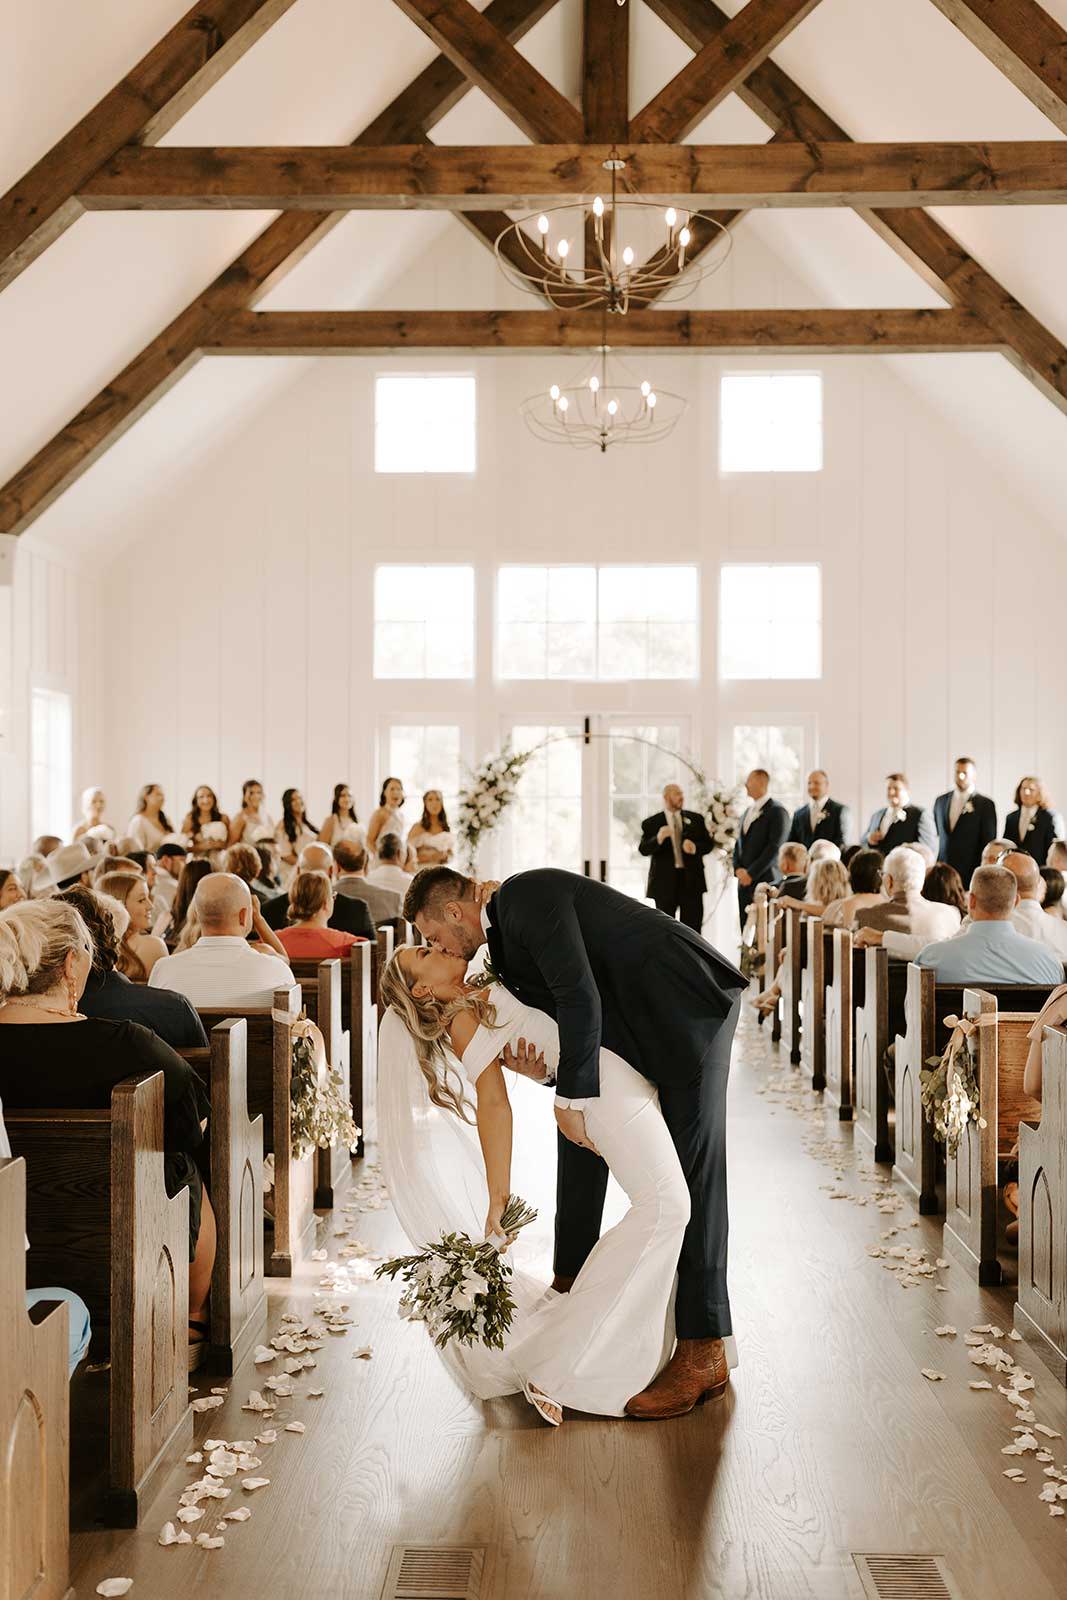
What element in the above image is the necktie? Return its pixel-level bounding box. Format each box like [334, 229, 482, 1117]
[670, 810, 684, 869]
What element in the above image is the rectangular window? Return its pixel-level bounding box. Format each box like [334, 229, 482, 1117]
[720, 373, 822, 473]
[497, 565, 698, 681]
[374, 373, 476, 473]
[608, 723, 686, 901]
[719, 564, 821, 680]
[385, 725, 463, 842]
[31, 687, 72, 840]
[732, 724, 805, 817]
[374, 565, 475, 679]
[505, 724, 584, 877]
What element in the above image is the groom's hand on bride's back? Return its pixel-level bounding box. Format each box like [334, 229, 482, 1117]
[502, 1037, 551, 1083]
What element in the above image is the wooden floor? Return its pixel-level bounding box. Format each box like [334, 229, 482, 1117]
[70, 1010, 1067, 1600]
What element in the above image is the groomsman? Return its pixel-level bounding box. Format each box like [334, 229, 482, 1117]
[933, 757, 997, 887]
[733, 769, 790, 926]
[638, 782, 714, 932]
[861, 773, 937, 856]
[788, 769, 851, 851]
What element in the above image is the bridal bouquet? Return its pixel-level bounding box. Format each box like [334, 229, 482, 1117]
[375, 1195, 537, 1350]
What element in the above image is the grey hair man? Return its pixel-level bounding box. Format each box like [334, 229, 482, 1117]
[852, 845, 959, 948]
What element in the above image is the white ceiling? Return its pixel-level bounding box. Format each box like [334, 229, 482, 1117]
[3, 0, 1066, 559]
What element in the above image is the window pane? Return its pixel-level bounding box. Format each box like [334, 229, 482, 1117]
[506, 725, 583, 876]
[498, 565, 697, 681]
[375, 374, 476, 474]
[720, 373, 822, 473]
[732, 724, 805, 816]
[374, 565, 474, 679]
[31, 688, 73, 839]
[387, 725, 463, 836]
[607, 724, 685, 901]
[719, 564, 821, 681]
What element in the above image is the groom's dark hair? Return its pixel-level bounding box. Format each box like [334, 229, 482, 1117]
[404, 866, 474, 923]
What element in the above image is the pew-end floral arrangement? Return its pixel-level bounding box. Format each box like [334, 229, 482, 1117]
[289, 1016, 360, 1159]
[921, 1013, 989, 1159]
[375, 1194, 538, 1350]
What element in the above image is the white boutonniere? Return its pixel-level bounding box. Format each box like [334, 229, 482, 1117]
[963, 801, 974, 817]
[813, 810, 827, 828]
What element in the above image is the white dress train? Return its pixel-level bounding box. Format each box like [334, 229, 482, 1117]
[377, 986, 693, 1418]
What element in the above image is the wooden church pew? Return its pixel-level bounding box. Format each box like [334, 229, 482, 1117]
[853, 945, 892, 1162]
[287, 958, 352, 1208]
[943, 989, 1045, 1285]
[1015, 1024, 1067, 1383]
[5, 1073, 191, 1526]
[824, 927, 853, 1120]
[177, 1020, 266, 1374]
[294, 942, 374, 1163]
[800, 915, 828, 1094]
[0, 1157, 72, 1600]
[195, 987, 314, 1278]
[777, 906, 803, 1066]
[371, 924, 395, 1010]
[770, 899, 785, 1046]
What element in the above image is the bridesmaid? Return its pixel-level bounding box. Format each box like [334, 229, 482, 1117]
[181, 786, 231, 862]
[1005, 775, 1065, 866]
[407, 789, 455, 866]
[319, 783, 367, 851]
[126, 784, 173, 853]
[366, 776, 416, 870]
[274, 788, 319, 881]
[229, 778, 274, 845]
[72, 786, 115, 844]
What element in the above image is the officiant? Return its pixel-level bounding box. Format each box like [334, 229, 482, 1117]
[638, 783, 714, 931]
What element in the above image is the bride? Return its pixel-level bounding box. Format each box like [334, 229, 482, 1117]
[378, 945, 716, 1426]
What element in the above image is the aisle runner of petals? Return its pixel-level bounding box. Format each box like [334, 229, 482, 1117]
[751, 1050, 1067, 1527]
[97, 1166, 390, 1596]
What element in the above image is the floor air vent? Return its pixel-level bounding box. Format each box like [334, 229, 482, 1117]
[381, 1544, 485, 1600]
[853, 1553, 963, 1600]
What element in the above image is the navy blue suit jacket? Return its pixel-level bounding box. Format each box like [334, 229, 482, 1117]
[788, 798, 851, 850]
[933, 791, 997, 885]
[733, 800, 791, 887]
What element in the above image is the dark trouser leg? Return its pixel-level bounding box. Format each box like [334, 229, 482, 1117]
[678, 880, 704, 932]
[737, 882, 754, 930]
[553, 1132, 610, 1279]
[652, 881, 681, 918]
[657, 994, 742, 1339]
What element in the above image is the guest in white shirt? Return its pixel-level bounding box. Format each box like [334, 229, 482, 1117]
[366, 832, 414, 896]
[1004, 851, 1067, 959]
[149, 874, 295, 1009]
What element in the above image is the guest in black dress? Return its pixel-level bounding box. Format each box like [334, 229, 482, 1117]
[0, 896, 215, 1356]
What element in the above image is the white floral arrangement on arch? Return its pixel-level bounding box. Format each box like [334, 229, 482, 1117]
[693, 774, 744, 861]
[457, 743, 536, 870]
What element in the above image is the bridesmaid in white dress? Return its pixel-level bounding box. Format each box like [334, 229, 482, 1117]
[366, 776, 417, 871]
[274, 788, 319, 883]
[228, 779, 275, 845]
[379, 946, 693, 1425]
[407, 789, 455, 866]
[318, 783, 367, 852]
[125, 783, 174, 853]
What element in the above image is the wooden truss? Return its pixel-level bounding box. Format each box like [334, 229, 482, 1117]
[2, 0, 1067, 540]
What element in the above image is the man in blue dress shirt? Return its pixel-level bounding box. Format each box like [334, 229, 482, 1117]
[915, 865, 1065, 985]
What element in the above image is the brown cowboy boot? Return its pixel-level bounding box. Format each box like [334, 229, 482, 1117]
[624, 1338, 729, 1420]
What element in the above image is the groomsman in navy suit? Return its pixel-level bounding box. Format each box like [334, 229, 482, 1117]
[788, 769, 851, 852]
[933, 757, 997, 887]
[861, 772, 937, 856]
[733, 769, 790, 926]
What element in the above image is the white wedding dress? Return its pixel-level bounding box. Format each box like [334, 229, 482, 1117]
[379, 985, 698, 1418]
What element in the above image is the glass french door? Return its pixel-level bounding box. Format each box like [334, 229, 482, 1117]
[501, 715, 691, 900]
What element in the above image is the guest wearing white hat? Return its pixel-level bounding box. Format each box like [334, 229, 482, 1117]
[48, 842, 96, 892]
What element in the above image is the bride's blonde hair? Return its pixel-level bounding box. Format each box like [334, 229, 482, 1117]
[379, 951, 498, 1123]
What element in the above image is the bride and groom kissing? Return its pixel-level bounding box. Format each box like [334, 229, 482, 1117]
[378, 864, 745, 1426]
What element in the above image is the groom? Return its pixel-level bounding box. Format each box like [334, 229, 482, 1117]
[403, 866, 746, 1419]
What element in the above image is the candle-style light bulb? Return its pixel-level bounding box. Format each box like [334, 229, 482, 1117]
[607, 398, 619, 416]
[593, 195, 605, 218]
[558, 395, 569, 413]
[537, 214, 550, 236]
[647, 391, 658, 408]
[589, 375, 600, 392]
[679, 226, 691, 248]
[622, 245, 634, 266]
[550, 384, 560, 401]
[640, 380, 651, 397]
[558, 238, 570, 260]
[664, 207, 677, 228]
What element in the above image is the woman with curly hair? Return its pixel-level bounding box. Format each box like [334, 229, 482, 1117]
[181, 785, 231, 862]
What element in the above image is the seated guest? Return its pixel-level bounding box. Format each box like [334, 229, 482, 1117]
[758, 842, 808, 901]
[125, 784, 173, 854]
[823, 848, 885, 929]
[276, 870, 366, 961]
[333, 840, 402, 926]
[72, 785, 115, 846]
[15, 853, 54, 899]
[808, 839, 842, 865]
[733, 768, 791, 926]
[861, 773, 936, 856]
[1, 1094, 93, 1378]
[149, 873, 295, 1008]
[788, 769, 851, 851]
[1023, 982, 1067, 1099]
[922, 861, 967, 919]
[915, 866, 1064, 985]
[1005, 775, 1065, 866]
[854, 845, 960, 946]
[181, 786, 231, 862]
[228, 778, 274, 846]
[262, 844, 375, 940]
[48, 842, 95, 892]
[367, 831, 415, 896]
[0, 869, 27, 910]
[167, 858, 213, 947]
[1040, 866, 1065, 921]
[32, 835, 63, 859]
[152, 837, 188, 932]
[224, 842, 271, 906]
[1048, 840, 1067, 877]
[981, 838, 1014, 867]
[1003, 851, 1067, 959]
[61, 886, 207, 1050]
[318, 783, 366, 852]
[95, 870, 168, 981]
[274, 788, 319, 881]
[407, 790, 455, 866]
[0, 897, 215, 1358]
[933, 757, 997, 889]
[751, 858, 851, 1013]
[252, 839, 281, 899]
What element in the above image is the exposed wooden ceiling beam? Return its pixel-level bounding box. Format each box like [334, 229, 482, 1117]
[584, 0, 629, 140]
[78, 140, 1067, 207]
[205, 306, 998, 354]
[629, 0, 823, 143]
[648, 0, 1067, 412]
[926, 0, 1067, 135]
[0, 0, 562, 539]
[0, 0, 299, 292]
[390, 0, 583, 143]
